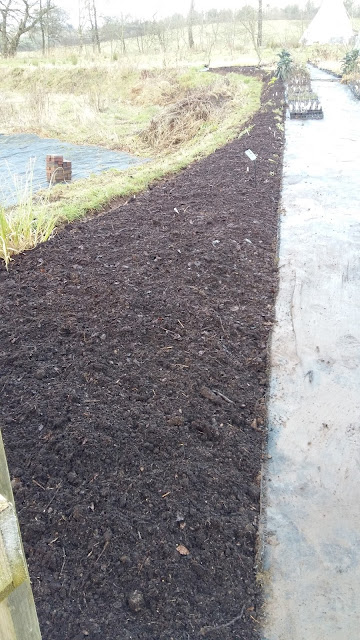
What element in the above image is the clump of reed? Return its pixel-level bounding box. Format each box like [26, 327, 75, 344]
[0, 161, 57, 269]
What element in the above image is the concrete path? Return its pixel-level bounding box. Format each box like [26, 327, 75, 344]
[262, 68, 360, 639]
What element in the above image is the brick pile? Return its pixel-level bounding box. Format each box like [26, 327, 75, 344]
[46, 155, 72, 183]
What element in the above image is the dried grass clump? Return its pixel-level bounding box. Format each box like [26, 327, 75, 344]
[130, 70, 180, 106]
[141, 86, 232, 150]
[130, 77, 177, 106]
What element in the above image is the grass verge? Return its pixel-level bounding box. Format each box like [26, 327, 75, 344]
[0, 201, 56, 268]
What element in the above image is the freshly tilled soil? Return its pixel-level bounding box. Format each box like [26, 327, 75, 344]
[0, 72, 284, 640]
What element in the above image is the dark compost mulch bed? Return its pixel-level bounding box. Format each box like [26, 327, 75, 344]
[0, 73, 284, 640]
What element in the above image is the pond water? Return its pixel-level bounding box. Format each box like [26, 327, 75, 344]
[0, 133, 147, 207]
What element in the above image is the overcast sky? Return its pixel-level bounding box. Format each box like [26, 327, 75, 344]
[58, 0, 316, 25]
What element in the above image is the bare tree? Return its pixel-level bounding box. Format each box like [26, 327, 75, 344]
[118, 13, 128, 54]
[31, 4, 69, 52]
[86, 0, 100, 53]
[0, 0, 52, 57]
[38, 0, 52, 54]
[77, 0, 100, 53]
[257, 0, 262, 48]
[188, 0, 195, 49]
[134, 19, 145, 54]
[39, 0, 44, 52]
[77, 0, 83, 51]
[100, 14, 131, 55]
[238, 6, 262, 66]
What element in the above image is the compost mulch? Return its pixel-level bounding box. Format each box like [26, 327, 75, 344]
[0, 72, 284, 640]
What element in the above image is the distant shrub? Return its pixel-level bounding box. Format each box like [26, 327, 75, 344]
[311, 44, 343, 61]
[275, 49, 293, 81]
[344, 71, 360, 99]
[341, 49, 359, 75]
[268, 39, 281, 50]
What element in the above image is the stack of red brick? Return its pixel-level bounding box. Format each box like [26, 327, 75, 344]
[46, 155, 72, 183]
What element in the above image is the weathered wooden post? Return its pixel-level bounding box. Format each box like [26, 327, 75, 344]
[0, 432, 42, 640]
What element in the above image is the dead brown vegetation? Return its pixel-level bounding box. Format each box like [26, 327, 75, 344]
[141, 86, 233, 150]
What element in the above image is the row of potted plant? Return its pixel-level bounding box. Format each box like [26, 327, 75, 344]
[276, 50, 323, 119]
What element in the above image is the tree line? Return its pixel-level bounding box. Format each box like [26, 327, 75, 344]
[1, 0, 360, 58]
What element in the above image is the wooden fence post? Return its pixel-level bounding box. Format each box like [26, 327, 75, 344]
[0, 431, 42, 640]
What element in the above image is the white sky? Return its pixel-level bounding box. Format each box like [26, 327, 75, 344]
[58, 0, 316, 26]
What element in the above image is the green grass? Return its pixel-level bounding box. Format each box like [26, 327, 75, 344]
[0, 159, 57, 267]
[0, 199, 56, 268]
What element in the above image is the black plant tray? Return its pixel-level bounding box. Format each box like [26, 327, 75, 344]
[290, 110, 324, 119]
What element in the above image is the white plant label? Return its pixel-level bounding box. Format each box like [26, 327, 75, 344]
[245, 149, 257, 161]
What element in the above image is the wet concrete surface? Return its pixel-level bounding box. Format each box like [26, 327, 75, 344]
[262, 68, 360, 639]
[0, 133, 146, 206]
